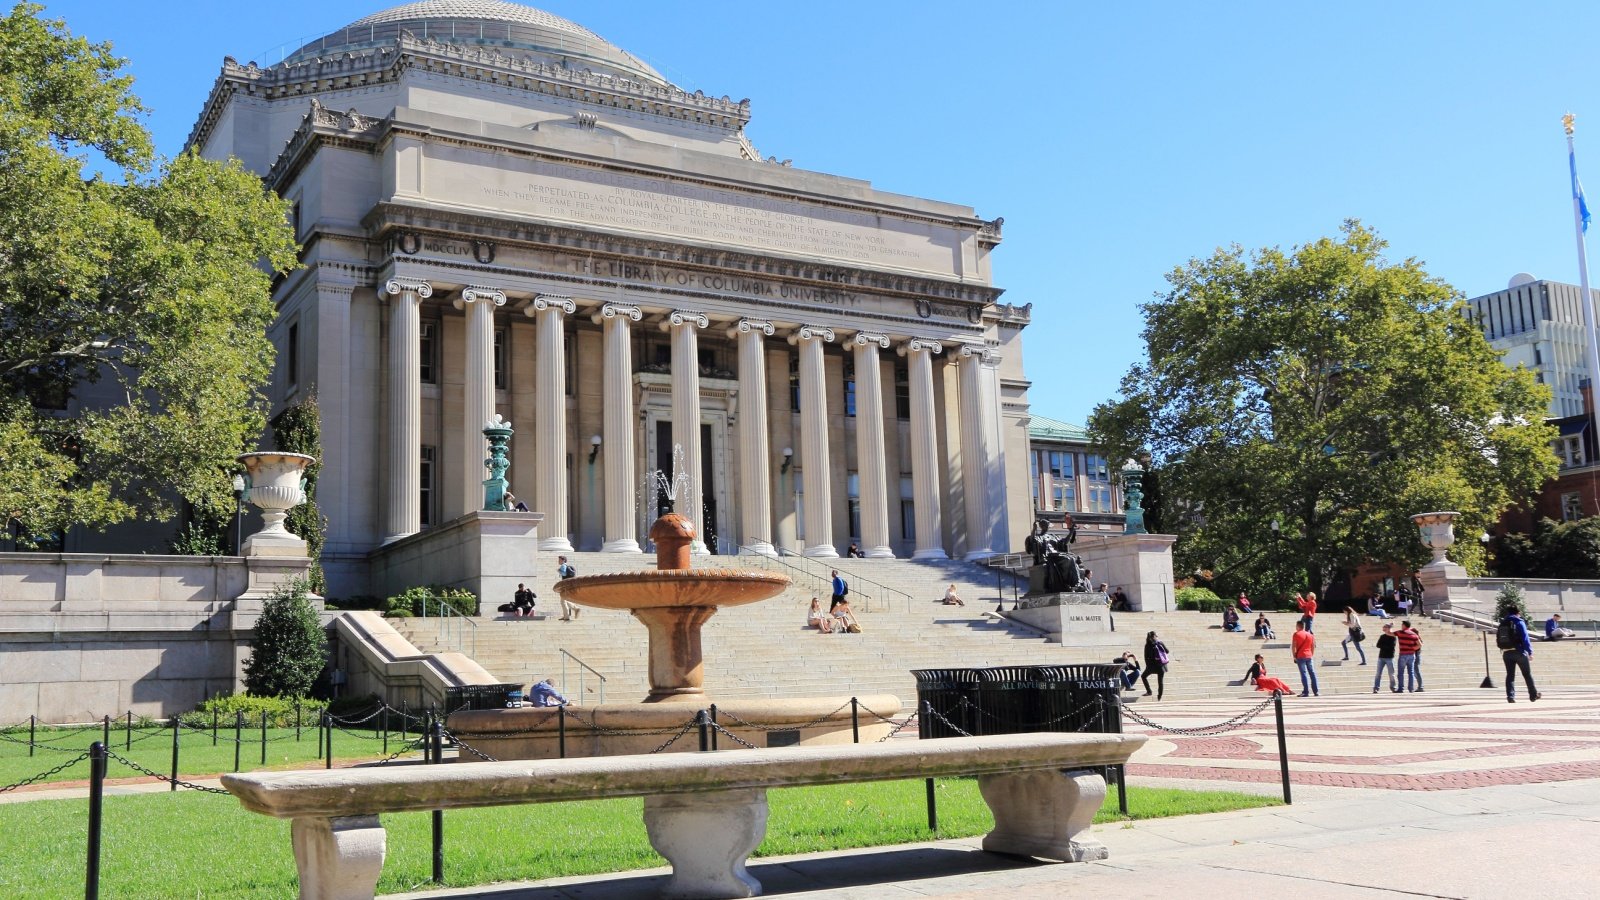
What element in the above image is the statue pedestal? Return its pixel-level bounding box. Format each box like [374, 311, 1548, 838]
[1413, 558, 1467, 614]
[1005, 593, 1123, 647]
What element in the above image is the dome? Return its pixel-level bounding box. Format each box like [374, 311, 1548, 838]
[282, 1, 669, 87]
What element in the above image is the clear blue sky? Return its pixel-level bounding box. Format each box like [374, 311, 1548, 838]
[34, 0, 1600, 426]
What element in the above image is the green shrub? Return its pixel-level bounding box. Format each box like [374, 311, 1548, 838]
[324, 594, 384, 611]
[1174, 586, 1227, 613]
[181, 693, 327, 729]
[168, 520, 223, 556]
[243, 578, 328, 698]
[386, 584, 480, 617]
[1493, 583, 1530, 621]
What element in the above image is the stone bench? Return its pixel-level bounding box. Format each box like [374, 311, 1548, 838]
[221, 731, 1145, 900]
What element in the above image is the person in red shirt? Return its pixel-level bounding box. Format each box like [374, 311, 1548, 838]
[1291, 620, 1319, 697]
[1297, 592, 1319, 633]
[1395, 620, 1423, 692]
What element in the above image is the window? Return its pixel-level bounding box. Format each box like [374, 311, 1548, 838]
[419, 321, 438, 384]
[900, 476, 915, 540]
[420, 446, 436, 527]
[493, 327, 508, 390]
[894, 361, 910, 419]
[843, 357, 856, 417]
[286, 321, 299, 390]
[847, 473, 860, 540]
[1556, 436, 1586, 468]
[789, 354, 801, 411]
[1562, 491, 1584, 522]
[1029, 452, 1040, 511]
[1085, 454, 1113, 513]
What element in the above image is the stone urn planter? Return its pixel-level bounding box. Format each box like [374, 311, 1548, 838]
[1410, 511, 1458, 564]
[237, 452, 316, 557]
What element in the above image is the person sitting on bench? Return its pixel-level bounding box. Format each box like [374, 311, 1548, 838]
[529, 678, 567, 707]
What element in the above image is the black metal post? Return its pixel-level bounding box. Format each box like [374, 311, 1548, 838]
[697, 709, 710, 752]
[260, 711, 268, 766]
[211, 709, 218, 747]
[709, 704, 719, 751]
[431, 716, 444, 884]
[1116, 765, 1128, 816]
[557, 707, 566, 759]
[233, 712, 243, 772]
[1273, 691, 1292, 805]
[925, 778, 938, 831]
[401, 700, 409, 746]
[169, 716, 180, 792]
[296, 703, 302, 743]
[86, 741, 107, 900]
[125, 711, 132, 751]
[382, 707, 389, 754]
[28, 715, 35, 757]
[851, 697, 860, 743]
[324, 712, 333, 770]
[102, 715, 110, 749]
[996, 569, 1003, 613]
[1480, 631, 1495, 689]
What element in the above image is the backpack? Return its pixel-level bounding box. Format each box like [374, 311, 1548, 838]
[1495, 617, 1518, 651]
[558, 563, 576, 580]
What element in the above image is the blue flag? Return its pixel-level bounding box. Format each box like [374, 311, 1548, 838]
[1574, 149, 1592, 233]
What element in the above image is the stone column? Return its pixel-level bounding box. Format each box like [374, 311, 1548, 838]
[455, 286, 505, 516]
[853, 332, 894, 558]
[958, 345, 996, 560]
[665, 311, 711, 553]
[595, 303, 643, 553]
[732, 319, 777, 556]
[902, 338, 947, 560]
[382, 278, 431, 543]
[528, 294, 576, 552]
[979, 349, 1012, 554]
[792, 325, 837, 558]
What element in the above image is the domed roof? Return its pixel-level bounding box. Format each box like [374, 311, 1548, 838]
[283, 1, 668, 86]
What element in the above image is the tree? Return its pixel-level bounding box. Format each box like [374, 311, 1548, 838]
[243, 578, 327, 699]
[1492, 517, 1600, 579]
[1089, 222, 1558, 601]
[1493, 583, 1530, 622]
[0, 4, 298, 546]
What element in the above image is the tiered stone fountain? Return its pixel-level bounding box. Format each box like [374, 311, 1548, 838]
[446, 514, 902, 758]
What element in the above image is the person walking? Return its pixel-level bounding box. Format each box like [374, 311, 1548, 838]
[1498, 609, 1541, 703]
[1292, 620, 1318, 697]
[1141, 631, 1169, 700]
[1395, 619, 1422, 692]
[556, 555, 579, 621]
[1340, 607, 1367, 664]
[1372, 623, 1399, 693]
[830, 569, 848, 609]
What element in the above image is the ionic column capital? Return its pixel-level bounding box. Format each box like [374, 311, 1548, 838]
[525, 293, 577, 316]
[853, 331, 892, 349]
[454, 285, 507, 310]
[898, 338, 944, 356]
[383, 278, 433, 300]
[728, 318, 775, 338]
[662, 310, 710, 330]
[592, 303, 643, 324]
[957, 344, 1002, 365]
[787, 325, 835, 345]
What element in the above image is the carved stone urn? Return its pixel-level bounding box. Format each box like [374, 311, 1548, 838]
[237, 452, 316, 557]
[1410, 511, 1458, 564]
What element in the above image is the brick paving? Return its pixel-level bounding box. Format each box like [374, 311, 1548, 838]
[1123, 687, 1600, 790]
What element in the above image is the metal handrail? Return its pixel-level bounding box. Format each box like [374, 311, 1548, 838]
[736, 546, 913, 614]
[558, 649, 606, 705]
[1431, 607, 1494, 632]
[419, 597, 478, 657]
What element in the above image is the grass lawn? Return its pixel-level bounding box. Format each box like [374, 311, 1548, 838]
[0, 724, 423, 787]
[0, 780, 1279, 898]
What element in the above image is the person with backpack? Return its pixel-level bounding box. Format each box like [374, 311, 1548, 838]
[1372, 623, 1399, 693]
[1340, 607, 1367, 664]
[1498, 610, 1541, 703]
[830, 569, 848, 610]
[556, 555, 579, 621]
[1141, 631, 1170, 700]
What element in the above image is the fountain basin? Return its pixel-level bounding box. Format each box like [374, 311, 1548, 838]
[551, 569, 791, 610]
[447, 694, 906, 759]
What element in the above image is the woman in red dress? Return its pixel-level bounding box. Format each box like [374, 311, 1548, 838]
[1246, 654, 1292, 694]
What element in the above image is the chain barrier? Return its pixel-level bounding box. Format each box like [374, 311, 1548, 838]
[859, 705, 913, 725]
[441, 731, 499, 762]
[327, 706, 388, 727]
[0, 752, 90, 793]
[874, 713, 919, 742]
[560, 707, 699, 738]
[103, 748, 230, 794]
[1120, 697, 1274, 736]
[713, 698, 853, 733]
[922, 705, 974, 737]
[0, 730, 81, 753]
[706, 721, 759, 750]
[369, 736, 429, 767]
[648, 718, 702, 754]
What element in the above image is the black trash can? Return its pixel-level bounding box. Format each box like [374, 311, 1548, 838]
[975, 666, 1049, 734]
[1037, 664, 1124, 734]
[443, 683, 521, 713]
[911, 668, 981, 738]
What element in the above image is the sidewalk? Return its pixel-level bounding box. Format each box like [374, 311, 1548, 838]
[392, 778, 1600, 899]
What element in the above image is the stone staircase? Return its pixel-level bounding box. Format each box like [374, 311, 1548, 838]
[389, 552, 1600, 708]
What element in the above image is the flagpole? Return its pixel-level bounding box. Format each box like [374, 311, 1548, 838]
[1565, 114, 1600, 446]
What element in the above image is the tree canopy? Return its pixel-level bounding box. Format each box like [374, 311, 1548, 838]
[1089, 222, 1557, 599]
[0, 3, 298, 546]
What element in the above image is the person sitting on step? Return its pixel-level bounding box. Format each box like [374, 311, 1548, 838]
[807, 597, 834, 633]
[942, 584, 965, 606]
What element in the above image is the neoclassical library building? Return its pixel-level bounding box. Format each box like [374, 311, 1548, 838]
[190, 1, 1036, 596]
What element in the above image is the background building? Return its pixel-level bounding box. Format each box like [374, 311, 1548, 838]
[1465, 273, 1600, 418]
